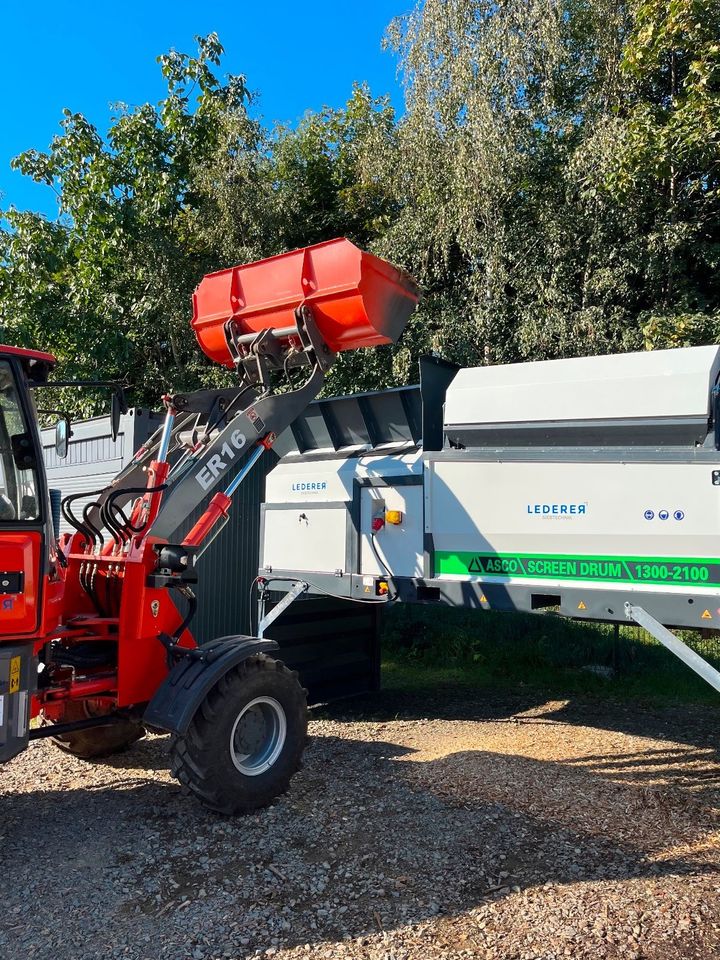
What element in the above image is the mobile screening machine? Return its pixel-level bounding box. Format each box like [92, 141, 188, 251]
[0, 238, 418, 813]
[259, 348, 720, 694]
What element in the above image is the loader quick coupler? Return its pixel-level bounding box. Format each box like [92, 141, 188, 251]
[223, 303, 336, 389]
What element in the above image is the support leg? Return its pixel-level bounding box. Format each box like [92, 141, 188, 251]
[625, 602, 720, 694]
[258, 581, 309, 639]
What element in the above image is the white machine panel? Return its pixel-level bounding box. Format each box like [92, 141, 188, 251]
[262, 453, 425, 579]
[264, 459, 352, 504]
[260, 345, 720, 635]
[265, 451, 423, 505]
[360, 486, 424, 578]
[262, 506, 347, 574]
[428, 459, 720, 590]
[445, 346, 720, 427]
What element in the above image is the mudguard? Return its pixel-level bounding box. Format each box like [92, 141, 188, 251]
[143, 636, 279, 735]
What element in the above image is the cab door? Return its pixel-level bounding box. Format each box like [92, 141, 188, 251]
[0, 359, 45, 637]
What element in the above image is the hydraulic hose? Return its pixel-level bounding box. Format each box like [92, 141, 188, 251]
[61, 487, 108, 541]
[102, 484, 168, 541]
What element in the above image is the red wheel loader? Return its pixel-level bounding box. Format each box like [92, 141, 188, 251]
[0, 238, 418, 814]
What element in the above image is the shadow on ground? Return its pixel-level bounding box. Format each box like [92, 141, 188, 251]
[318, 680, 720, 753]
[1, 687, 720, 959]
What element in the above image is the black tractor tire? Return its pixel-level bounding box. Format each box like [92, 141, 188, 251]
[46, 701, 145, 760]
[170, 654, 308, 815]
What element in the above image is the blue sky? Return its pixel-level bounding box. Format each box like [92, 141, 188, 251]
[0, 1, 408, 218]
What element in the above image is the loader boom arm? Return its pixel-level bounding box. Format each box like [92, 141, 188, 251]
[67, 239, 419, 563]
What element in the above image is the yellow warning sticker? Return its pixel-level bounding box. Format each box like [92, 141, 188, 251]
[578, 601, 587, 610]
[702, 609, 713, 620]
[479, 594, 487, 603]
[9, 656, 20, 694]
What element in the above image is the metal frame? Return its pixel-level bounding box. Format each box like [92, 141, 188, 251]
[26, 304, 342, 728]
[273, 385, 422, 459]
[626, 603, 720, 694]
[258, 580, 309, 639]
[446, 416, 712, 449]
[425, 446, 720, 464]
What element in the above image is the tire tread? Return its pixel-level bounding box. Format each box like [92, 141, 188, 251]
[169, 655, 307, 815]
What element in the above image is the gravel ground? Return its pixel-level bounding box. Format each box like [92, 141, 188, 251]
[1, 687, 720, 960]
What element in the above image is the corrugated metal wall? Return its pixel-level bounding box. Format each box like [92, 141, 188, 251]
[41, 409, 270, 642]
[42, 409, 163, 535]
[167, 453, 269, 642]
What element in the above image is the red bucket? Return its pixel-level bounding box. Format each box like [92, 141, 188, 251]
[192, 238, 419, 368]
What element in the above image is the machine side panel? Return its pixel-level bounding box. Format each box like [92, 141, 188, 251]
[359, 485, 424, 577]
[444, 345, 720, 427]
[261, 451, 424, 579]
[264, 450, 423, 505]
[0, 532, 42, 636]
[262, 504, 349, 575]
[427, 459, 720, 589]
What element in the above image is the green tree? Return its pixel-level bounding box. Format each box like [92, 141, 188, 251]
[369, 0, 720, 371]
[606, 0, 720, 348]
[4, 8, 718, 415]
[0, 34, 259, 414]
[366, 0, 645, 372]
[0, 49, 403, 410]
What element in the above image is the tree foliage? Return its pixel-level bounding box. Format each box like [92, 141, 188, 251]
[369, 0, 643, 366]
[610, 0, 720, 347]
[0, 34, 256, 413]
[1, 8, 719, 414]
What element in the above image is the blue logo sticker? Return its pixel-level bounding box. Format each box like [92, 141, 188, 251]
[644, 509, 654, 520]
[291, 481, 328, 493]
[674, 509, 685, 521]
[659, 510, 669, 521]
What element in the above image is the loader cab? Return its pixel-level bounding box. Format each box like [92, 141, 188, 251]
[0, 346, 56, 638]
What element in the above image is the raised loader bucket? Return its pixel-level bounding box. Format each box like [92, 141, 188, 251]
[192, 237, 420, 368]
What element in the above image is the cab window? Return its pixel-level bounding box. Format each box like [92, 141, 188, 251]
[0, 361, 40, 521]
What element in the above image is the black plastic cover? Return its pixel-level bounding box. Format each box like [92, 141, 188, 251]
[143, 635, 279, 735]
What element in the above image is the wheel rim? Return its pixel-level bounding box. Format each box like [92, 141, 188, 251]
[230, 696, 287, 776]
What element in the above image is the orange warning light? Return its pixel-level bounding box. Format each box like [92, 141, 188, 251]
[376, 580, 389, 596]
[385, 510, 403, 525]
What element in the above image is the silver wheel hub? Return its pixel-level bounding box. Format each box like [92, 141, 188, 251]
[230, 696, 287, 776]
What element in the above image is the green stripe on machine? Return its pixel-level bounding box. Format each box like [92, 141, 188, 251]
[434, 551, 720, 586]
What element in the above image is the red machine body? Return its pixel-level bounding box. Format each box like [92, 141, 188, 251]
[0, 239, 419, 776]
[0, 346, 62, 640]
